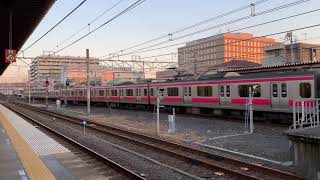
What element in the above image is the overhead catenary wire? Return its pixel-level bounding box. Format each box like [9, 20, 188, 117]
[101, 0, 310, 58]
[55, 0, 146, 54]
[175, 23, 320, 67]
[105, 22, 320, 68]
[100, 0, 270, 58]
[50, 0, 126, 52]
[107, 6, 319, 59]
[120, 0, 310, 57]
[19, 0, 88, 54]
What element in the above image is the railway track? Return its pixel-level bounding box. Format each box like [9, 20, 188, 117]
[0, 101, 145, 180]
[7, 101, 305, 180]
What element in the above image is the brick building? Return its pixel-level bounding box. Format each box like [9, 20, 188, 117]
[178, 32, 279, 74]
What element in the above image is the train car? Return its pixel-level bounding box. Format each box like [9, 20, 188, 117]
[33, 70, 319, 117]
[145, 70, 317, 114]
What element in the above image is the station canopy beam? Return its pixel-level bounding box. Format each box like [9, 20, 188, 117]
[0, 0, 55, 75]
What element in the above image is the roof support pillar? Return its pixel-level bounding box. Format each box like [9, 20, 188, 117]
[8, 8, 12, 49]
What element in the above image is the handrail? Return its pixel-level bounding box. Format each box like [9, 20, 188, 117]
[291, 99, 320, 130]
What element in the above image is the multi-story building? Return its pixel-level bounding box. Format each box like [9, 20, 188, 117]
[178, 32, 279, 74]
[262, 43, 320, 66]
[67, 65, 144, 86]
[30, 55, 99, 90]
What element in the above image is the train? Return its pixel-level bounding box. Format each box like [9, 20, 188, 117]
[27, 70, 320, 119]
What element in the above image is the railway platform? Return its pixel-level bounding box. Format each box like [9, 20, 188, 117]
[0, 104, 104, 180]
[286, 127, 320, 180]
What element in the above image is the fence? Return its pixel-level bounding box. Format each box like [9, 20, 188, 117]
[291, 99, 320, 130]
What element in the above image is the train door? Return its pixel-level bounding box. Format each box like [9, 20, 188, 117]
[136, 89, 142, 102]
[271, 83, 288, 110]
[219, 85, 231, 106]
[183, 87, 192, 105]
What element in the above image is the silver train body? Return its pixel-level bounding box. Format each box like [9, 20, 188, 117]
[28, 71, 320, 114]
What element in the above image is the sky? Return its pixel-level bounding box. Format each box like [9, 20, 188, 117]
[2, 0, 320, 81]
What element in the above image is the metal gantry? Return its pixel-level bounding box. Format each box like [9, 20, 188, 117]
[100, 54, 177, 74]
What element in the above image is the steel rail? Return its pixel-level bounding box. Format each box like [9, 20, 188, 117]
[2, 102, 146, 180]
[14, 102, 306, 180]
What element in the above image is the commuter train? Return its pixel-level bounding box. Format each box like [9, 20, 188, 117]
[28, 70, 320, 118]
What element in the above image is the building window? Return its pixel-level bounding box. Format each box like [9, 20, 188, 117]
[197, 86, 212, 97]
[238, 84, 261, 97]
[299, 83, 311, 98]
[126, 89, 133, 96]
[167, 87, 179, 96]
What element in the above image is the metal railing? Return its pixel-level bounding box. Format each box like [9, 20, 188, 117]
[291, 99, 320, 130]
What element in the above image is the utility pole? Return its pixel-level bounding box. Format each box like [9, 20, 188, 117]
[287, 31, 295, 63]
[156, 89, 160, 135]
[86, 49, 91, 115]
[192, 51, 197, 77]
[9, 9, 12, 49]
[28, 70, 31, 104]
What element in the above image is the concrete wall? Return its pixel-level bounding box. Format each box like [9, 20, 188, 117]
[289, 137, 320, 180]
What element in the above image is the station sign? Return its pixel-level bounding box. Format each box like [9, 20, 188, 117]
[5, 49, 16, 63]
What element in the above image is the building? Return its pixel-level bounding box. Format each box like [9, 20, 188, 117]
[262, 43, 320, 66]
[156, 60, 260, 79]
[178, 32, 279, 74]
[30, 55, 99, 90]
[67, 65, 144, 86]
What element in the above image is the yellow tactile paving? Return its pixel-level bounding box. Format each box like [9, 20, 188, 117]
[0, 112, 56, 180]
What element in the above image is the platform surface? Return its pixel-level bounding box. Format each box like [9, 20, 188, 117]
[0, 103, 107, 180]
[0, 123, 29, 180]
[286, 126, 320, 141]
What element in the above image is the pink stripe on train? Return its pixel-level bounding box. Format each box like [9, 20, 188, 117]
[192, 98, 219, 104]
[231, 98, 271, 105]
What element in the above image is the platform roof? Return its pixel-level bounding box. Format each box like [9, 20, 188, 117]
[0, 0, 55, 75]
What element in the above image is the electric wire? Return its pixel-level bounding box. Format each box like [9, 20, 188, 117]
[50, 0, 126, 52]
[120, 0, 310, 57]
[55, 0, 146, 54]
[101, 0, 270, 58]
[19, 0, 88, 54]
[176, 23, 320, 67]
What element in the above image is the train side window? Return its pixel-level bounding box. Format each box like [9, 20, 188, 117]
[197, 86, 212, 97]
[226, 85, 230, 97]
[281, 83, 287, 98]
[272, 84, 278, 98]
[150, 88, 154, 96]
[144, 89, 148, 96]
[126, 89, 133, 96]
[135, 89, 138, 96]
[220, 86, 224, 97]
[167, 87, 179, 96]
[79, 91, 84, 96]
[99, 90, 104, 96]
[184, 87, 187, 96]
[238, 84, 261, 97]
[188, 87, 192, 96]
[299, 83, 311, 98]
